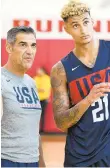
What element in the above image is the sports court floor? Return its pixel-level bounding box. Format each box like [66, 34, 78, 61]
[41, 134, 66, 167]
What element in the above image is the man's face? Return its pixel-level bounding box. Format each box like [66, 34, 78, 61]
[64, 12, 94, 44]
[8, 33, 37, 71]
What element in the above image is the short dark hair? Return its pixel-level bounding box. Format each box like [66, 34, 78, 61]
[7, 26, 36, 43]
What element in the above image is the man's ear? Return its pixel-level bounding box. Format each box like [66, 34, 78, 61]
[6, 42, 13, 54]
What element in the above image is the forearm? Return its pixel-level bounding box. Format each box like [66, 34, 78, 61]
[54, 96, 91, 131]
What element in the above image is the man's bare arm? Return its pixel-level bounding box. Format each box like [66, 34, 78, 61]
[51, 61, 110, 131]
[50, 61, 90, 131]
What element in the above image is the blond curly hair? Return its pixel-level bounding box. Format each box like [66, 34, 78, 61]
[61, 0, 90, 21]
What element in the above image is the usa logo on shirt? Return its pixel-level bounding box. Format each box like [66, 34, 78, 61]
[13, 86, 41, 109]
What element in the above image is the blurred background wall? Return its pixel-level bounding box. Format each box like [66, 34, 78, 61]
[1, 0, 110, 133]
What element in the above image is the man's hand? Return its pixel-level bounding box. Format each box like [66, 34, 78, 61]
[86, 82, 110, 104]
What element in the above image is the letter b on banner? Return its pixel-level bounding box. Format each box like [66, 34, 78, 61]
[13, 20, 30, 27]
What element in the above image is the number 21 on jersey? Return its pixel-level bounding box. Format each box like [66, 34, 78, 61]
[91, 94, 109, 122]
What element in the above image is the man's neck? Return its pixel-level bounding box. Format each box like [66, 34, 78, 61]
[73, 38, 100, 68]
[4, 62, 25, 77]
[74, 38, 99, 58]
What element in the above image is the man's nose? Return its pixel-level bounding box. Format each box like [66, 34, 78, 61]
[80, 25, 87, 35]
[26, 46, 33, 54]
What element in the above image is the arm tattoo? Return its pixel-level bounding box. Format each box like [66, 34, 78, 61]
[53, 91, 68, 112]
[54, 103, 80, 129]
[51, 62, 65, 88]
[51, 76, 62, 88]
[51, 61, 89, 130]
[53, 89, 80, 129]
[57, 62, 64, 75]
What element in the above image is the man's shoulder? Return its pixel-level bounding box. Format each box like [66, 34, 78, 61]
[52, 51, 72, 70]
[1, 67, 9, 90]
[24, 73, 32, 79]
[101, 39, 110, 48]
[1, 67, 7, 79]
[24, 74, 35, 84]
[51, 61, 63, 72]
[102, 39, 110, 42]
[61, 51, 72, 60]
[51, 61, 67, 82]
[105, 40, 110, 47]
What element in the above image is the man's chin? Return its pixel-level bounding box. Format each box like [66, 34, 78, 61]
[81, 39, 91, 45]
[23, 64, 33, 71]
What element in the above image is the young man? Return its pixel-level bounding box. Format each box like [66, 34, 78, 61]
[51, 1, 110, 167]
[1, 26, 45, 167]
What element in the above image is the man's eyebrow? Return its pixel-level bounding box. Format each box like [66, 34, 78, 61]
[71, 17, 89, 25]
[83, 17, 89, 21]
[31, 43, 36, 46]
[18, 41, 27, 44]
[18, 41, 36, 45]
[71, 21, 78, 25]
